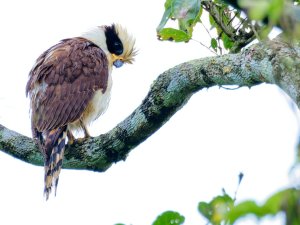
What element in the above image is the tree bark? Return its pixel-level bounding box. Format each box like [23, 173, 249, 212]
[1, 35, 299, 172]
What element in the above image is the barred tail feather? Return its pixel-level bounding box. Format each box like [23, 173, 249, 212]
[43, 126, 67, 200]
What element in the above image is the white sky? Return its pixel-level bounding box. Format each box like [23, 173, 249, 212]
[0, 0, 299, 225]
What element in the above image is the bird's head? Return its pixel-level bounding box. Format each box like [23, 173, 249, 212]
[82, 24, 136, 69]
[104, 24, 136, 68]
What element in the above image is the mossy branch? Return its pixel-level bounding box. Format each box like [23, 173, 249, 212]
[1, 35, 299, 172]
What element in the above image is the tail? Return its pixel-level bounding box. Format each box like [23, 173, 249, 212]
[43, 126, 67, 200]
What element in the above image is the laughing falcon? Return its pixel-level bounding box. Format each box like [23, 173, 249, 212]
[26, 24, 136, 199]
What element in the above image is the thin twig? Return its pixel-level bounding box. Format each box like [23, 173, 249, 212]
[191, 38, 218, 55]
[200, 21, 213, 39]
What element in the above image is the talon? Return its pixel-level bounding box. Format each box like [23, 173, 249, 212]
[74, 137, 89, 144]
[67, 139, 74, 145]
[67, 130, 75, 145]
[81, 121, 91, 139]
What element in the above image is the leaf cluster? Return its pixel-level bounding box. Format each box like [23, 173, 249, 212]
[156, 0, 257, 53]
[156, 0, 300, 53]
[198, 188, 300, 225]
[115, 173, 300, 225]
[117, 187, 300, 225]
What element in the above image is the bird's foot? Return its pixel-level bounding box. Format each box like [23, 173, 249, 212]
[67, 123, 91, 145]
[74, 136, 90, 144]
[67, 130, 75, 145]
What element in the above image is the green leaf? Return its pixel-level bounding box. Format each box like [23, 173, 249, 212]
[239, 0, 270, 20]
[152, 211, 185, 225]
[198, 201, 213, 220]
[211, 38, 218, 51]
[158, 28, 191, 42]
[198, 194, 234, 225]
[209, 14, 216, 29]
[210, 194, 234, 224]
[208, 14, 222, 36]
[228, 188, 300, 224]
[262, 189, 285, 215]
[157, 7, 172, 32]
[228, 200, 261, 224]
[239, 0, 284, 24]
[258, 25, 272, 40]
[164, 0, 173, 8]
[157, 0, 202, 39]
[221, 33, 234, 49]
[268, 0, 284, 24]
[174, 0, 201, 33]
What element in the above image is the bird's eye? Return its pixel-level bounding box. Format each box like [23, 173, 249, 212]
[113, 42, 123, 55]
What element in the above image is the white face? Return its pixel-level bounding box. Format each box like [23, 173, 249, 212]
[81, 24, 136, 68]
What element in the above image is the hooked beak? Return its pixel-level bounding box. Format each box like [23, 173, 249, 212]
[112, 54, 124, 68]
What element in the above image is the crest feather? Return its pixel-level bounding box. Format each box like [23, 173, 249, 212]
[114, 23, 137, 64]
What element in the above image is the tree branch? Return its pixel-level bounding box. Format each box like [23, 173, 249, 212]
[222, 0, 300, 40]
[1, 35, 299, 172]
[201, 0, 257, 53]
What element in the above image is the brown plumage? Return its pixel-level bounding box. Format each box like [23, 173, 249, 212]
[26, 24, 136, 199]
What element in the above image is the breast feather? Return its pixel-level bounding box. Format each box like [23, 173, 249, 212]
[82, 73, 112, 126]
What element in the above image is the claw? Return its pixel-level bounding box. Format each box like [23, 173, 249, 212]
[67, 130, 75, 145]
[81, 121, 91, 139]
[67, 122, 91, 145]
[74, 137, 89, 144]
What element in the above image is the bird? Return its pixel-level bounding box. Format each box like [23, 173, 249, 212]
[26, 24, 136, 200]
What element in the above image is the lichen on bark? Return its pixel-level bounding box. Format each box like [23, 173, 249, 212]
[0, 35, 299, 172]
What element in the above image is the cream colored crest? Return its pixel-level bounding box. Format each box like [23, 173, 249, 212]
[82, 24, 137, 65]
[113, 23, 137, 64]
